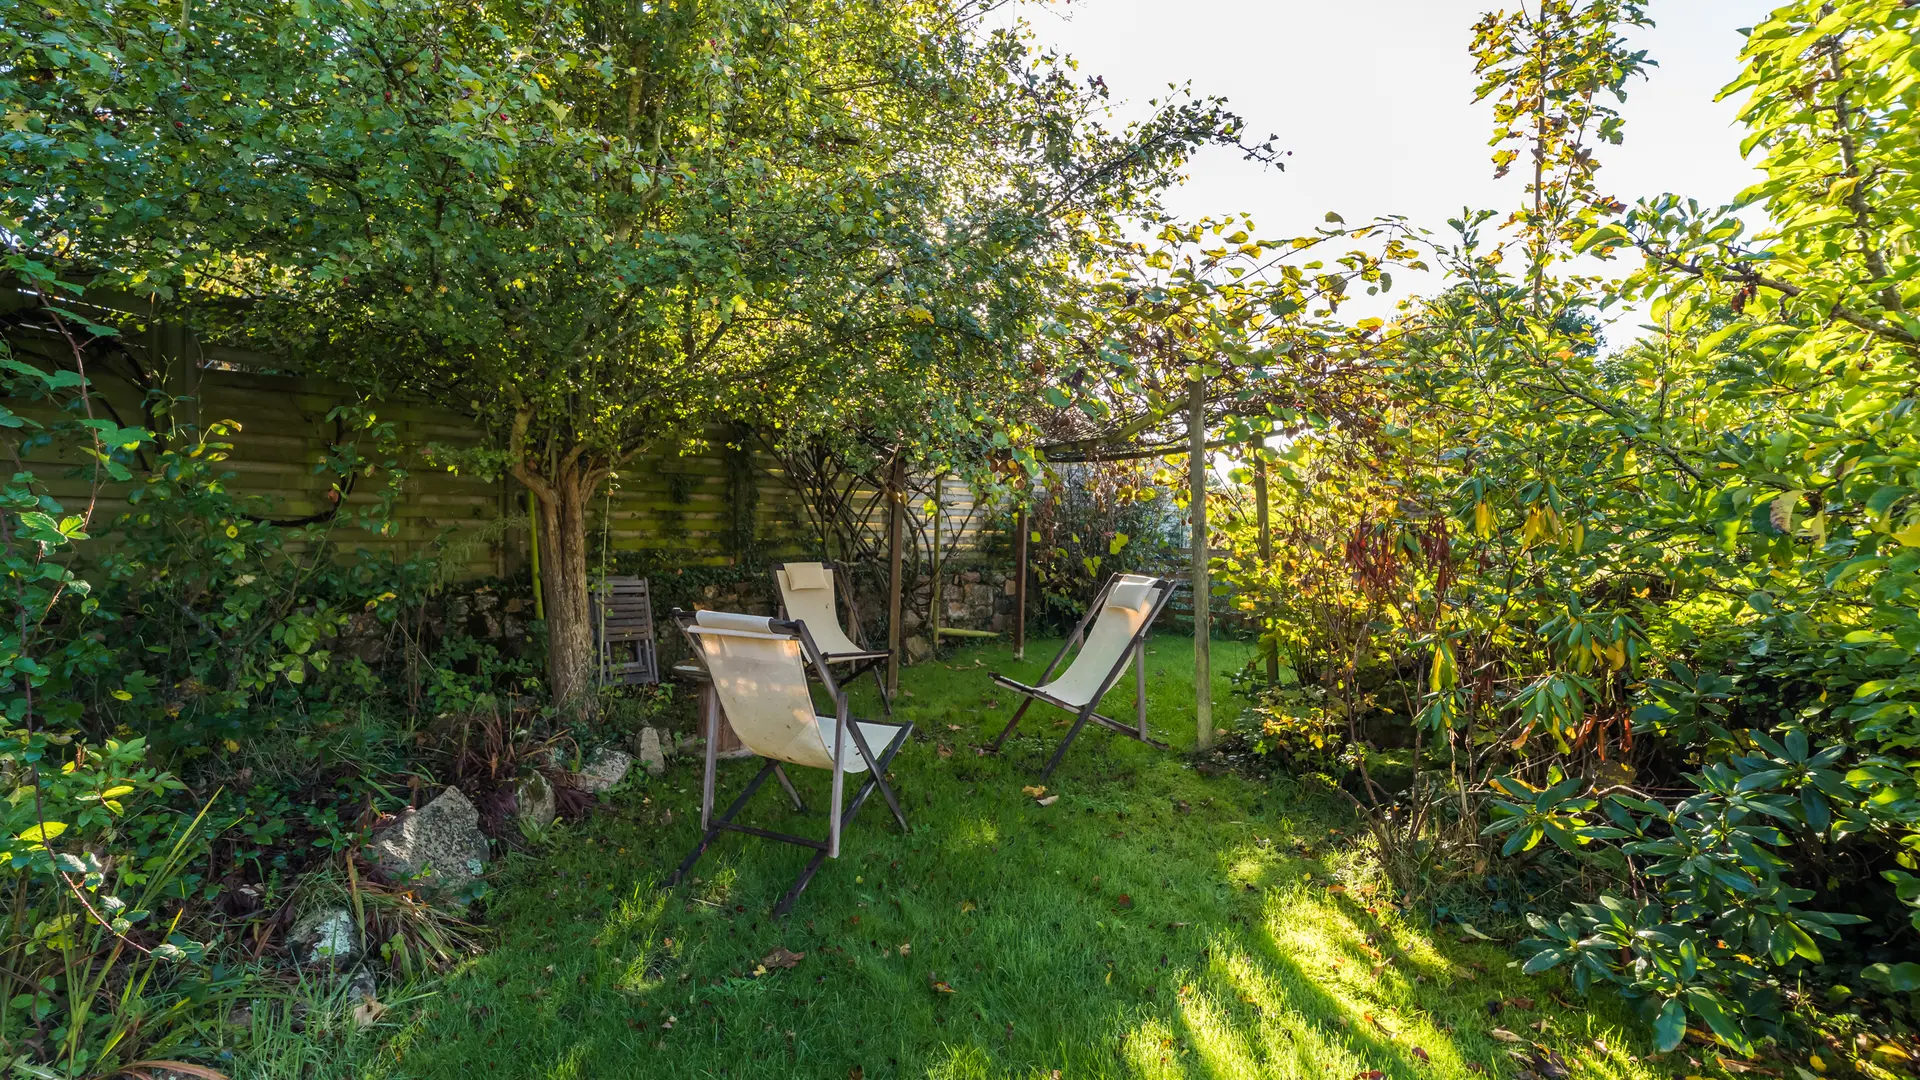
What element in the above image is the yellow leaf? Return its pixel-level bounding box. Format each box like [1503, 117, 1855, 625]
[1473, 501, 1495, 539]
[16, 821, 67, 844]
[1770, 490, 1802, 533]
[100, 785, 133, 800]
[110, 689, 133, 701]
[224, 739, 240, 753]
[1893, 520, 1920, 548]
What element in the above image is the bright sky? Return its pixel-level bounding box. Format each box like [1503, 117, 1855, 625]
[1019, 0, 1777, 312]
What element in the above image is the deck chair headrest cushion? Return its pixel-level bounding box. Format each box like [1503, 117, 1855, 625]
[1105, 575, 1159, 614]
[782, 561, 830, 591]
[692, 609, 778, 635]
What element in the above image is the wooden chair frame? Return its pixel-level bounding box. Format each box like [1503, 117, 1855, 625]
[987, 574, 1177, 780]
[665, 609, 913, 916]
[773, 559, 893, 716]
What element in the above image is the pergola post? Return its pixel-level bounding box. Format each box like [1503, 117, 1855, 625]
[886, 451, 906, 693]
[1012, 505, 1028, 661]
[929, 472, 944, 653]
[1189, 376, 1213, 750]
[1254, 454, 1276, 686]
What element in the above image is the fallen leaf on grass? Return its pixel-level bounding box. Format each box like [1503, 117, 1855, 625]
[122, 1062, 229, 1080]
[1466, 1065, 1485, 1074]
[1490, 1028, 1525, 1043]
[1505, 996, 1535, 1010]
[928, 973, 956, 993]
[960, 899, 977, 913]
[1036, 795, 1059, 806]
[1022, 785, 1047, 798]
[937, 744, 953, 758]
[850, 1067, 864, 1080]
[352, 999, 387, 1028]
[1114, 893, 1134, 910]
[898, 942, 911, 957]
[947, 724, 963, 731]
[1356, 1072, 1385, 1080]
[759, 948, 805, 971]
[1413, 1047, 1430, 1063]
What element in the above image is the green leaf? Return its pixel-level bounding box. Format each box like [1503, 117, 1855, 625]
[1653, 998, 1687, 1052]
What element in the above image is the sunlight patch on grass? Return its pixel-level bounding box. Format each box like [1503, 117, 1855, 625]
[1176, 978, 1269, 1080]
[948, 814, 1002, 852]
[1121, 1016, 1192, 1079]
[543, 1045, 588, 1080]
[1208, 944, 1358, 1080]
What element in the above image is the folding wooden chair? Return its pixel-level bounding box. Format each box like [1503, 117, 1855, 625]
[590, 575, 658, 685]
[773, 561, 893, 715]
[666, 609, 913, 915]
[987, 573, 1176, 780]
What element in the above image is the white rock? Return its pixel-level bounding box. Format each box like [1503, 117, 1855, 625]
[370, 787, 490, 893]
[515, 773, 556, 829]
[637, 727, 666, 777]
[291, 907, 358, 967]
[573, 748, 633, 793]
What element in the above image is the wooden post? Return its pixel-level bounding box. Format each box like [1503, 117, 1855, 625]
[1254, 454, 1276, 686]
[886, 452, 906, 693]
[929, 472, 944, 653]
[1190, 377, 1213, 750]
[527, 488, 545, 620]
[1012, 506, 1028, 661]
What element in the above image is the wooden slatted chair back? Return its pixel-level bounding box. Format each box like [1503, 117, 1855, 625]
[591, 575, 658, 685]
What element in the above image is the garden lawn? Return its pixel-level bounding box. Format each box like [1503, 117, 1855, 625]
[358, 637, 1680, 1080]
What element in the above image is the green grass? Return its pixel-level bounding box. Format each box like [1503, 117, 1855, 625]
[352, 636, 1680, 1080]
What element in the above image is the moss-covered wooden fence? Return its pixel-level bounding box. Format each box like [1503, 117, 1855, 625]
[5, 306, 1004, 583]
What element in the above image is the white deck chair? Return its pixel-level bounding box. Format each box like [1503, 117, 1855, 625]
[773, 561, 893, 714]
[987, 573, 1176, 780]
[666, 608, 913, 915]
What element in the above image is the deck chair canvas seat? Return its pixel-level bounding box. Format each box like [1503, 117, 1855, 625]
[988, 573, 1176, 780]
[667, 609, 913, 915]
[774, 561, 893, 714]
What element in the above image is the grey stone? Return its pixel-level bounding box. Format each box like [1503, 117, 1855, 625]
[346, 966, 377, 1004]
[905, 635, 932, 663]
[966, 583, 993, 607]
[962, 571, 982, 584]
[514, 773, 556, 830]
[370, 788, 490, 893]
[1004, 578, 1018, 596]
[573, 748, 633, 793]
[290, 906, 359, 968]
[637, 727, 666, 777]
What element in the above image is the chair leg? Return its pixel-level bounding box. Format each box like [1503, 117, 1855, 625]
[1039, 706, 1098, 781]
[989, 697, 1034, 752]
[668, 827, 721, 888]
[668, 760, 778, 887]
[774, 765, 806, 813]
[774, 849, 830, 917]
[869, 663, 894, 717]
[1135, 640, 1149, 739]
[848, 725, 910, 831]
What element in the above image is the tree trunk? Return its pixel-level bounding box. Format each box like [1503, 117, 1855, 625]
[530, 465, 595, 710]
